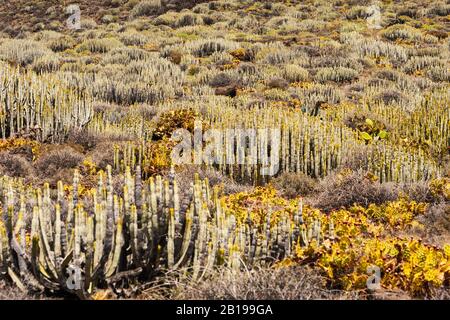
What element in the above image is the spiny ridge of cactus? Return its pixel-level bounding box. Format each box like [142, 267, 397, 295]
[0, 167, 327, 299]
[0, 62, 93, 142]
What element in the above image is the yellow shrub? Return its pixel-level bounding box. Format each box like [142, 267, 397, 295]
[295, 229, 448, 295]
[214, 185, 439, 296]
[429, 178, 450, 200]
[355, 198, 427, 229]
[143, 138, 176, 176]
[152, 109, 199, 141]
[81, 157, 97, 176]
[63, 184, 95, 198]
[0, 138, 40, 160]
[220, 185, 302, 227]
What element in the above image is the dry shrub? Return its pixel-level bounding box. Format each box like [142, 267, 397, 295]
[131, 0, 162, 18]
[400, 181, 434, 203]
[35, 146, 84, 182]
[402, 201, 449, 248]
[0, 152, 33, 177]
[414, 202, 450, 244]
[66, 129, 100, 151]
[166, 49, 183, 65]
[427, 287, 450, 300]
[332, 144, 440, 205]
[272, 172, 317, 199]
[339, 145, 373, 172]
[141, 266, 359, 300]
[267, 77, 289, 90]
[311, 169, 397, 212]
[0, 281, 36, 300]
[0, 280, 61, 300]
[173, 166, 250, 212]
[215, 83, 239, 97]
[375, 89, 408, 105]
[209, 72, 235, 87]
[444, 157, 450, 178]
[230, 48, 255, 62]
[88, 141, 116, 170]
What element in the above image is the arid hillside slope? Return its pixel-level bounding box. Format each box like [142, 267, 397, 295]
[0, 0, 211, 36]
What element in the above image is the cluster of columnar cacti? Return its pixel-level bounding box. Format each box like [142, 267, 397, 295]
[0, 39, 52, 67]
[76, 38, 124, 54]
[107, 94, 443, 183]
[0, 167, 327, 298]
[88, 105, 154, 140]
[0, 169, 122, 299]
[314, 67, 359, 83]
[322, 90, 449, 158]
[58, 52, 185, 106]
[0, 62, 93, 142]
[341, 32, 409, 63]
[187, 39, 240, 58]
